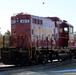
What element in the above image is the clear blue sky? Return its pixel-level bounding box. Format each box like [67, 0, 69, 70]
[0, 0, 76, 34]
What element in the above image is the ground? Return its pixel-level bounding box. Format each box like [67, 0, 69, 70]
[0, 59, 76, 75]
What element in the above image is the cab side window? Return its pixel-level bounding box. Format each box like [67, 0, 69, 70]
[69, 27, 73, 34]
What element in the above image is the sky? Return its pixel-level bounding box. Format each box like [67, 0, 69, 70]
[0, 0, 76, 34]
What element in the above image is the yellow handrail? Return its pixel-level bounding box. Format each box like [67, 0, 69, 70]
[25, 34, 32, 59]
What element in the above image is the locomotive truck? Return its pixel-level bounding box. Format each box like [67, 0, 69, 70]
[1, 12, 75, 66]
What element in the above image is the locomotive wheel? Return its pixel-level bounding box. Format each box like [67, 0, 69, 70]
[42, 54, 48, 64]
[35, 55, 43, 64]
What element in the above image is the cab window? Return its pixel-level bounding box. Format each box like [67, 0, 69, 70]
[11, 20, 16, 24]
[69, 27, 73, 33]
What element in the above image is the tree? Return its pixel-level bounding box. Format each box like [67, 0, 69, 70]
[4, 30, 11, 36]
[3, 30, 11, 47]
[0, 32, 3, 47]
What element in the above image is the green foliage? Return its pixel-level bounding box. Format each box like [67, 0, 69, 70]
[4, 30, 11, 36]
[3, 30, 11, 47]
[0, 37, 2, 47]
[0, 33, 3, 47]
[0, 30, 11, 47]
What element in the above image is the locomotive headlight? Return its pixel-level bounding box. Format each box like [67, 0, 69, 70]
[64, 27, 68, 32]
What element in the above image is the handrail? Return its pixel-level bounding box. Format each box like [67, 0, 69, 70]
[24, 34, 32, 59]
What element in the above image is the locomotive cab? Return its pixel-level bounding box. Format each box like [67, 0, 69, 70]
[50, 17, 70, 47]
[59, 21, 74, 47]
[59, 21, 69, 47]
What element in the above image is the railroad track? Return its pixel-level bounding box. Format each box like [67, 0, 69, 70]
[0, 59, 73, 72]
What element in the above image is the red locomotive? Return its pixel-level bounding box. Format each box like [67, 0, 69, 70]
[1, 12, 75, 66]
[11, 12, 73, 48]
